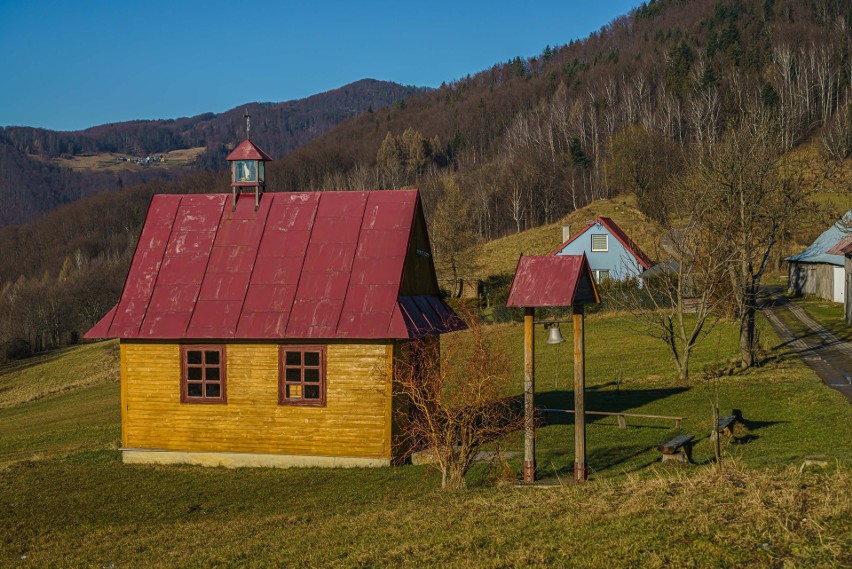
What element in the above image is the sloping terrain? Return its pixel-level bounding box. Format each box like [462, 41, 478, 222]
[437, 196, 664, 278]
[0, 311, 849, 566]
[0, 340, 119, 468]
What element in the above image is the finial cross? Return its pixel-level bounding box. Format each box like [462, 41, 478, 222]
[244, 108, 251, 140]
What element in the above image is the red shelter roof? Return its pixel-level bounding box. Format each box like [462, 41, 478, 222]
[551, 216, 653, 270]
[506, 255, 601, 307]
[225, 139, 273, 162]
[86, 189, 464, 340]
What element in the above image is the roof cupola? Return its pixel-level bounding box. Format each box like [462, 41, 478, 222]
[226, 109, 272, 211]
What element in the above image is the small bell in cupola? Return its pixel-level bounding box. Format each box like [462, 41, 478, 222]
[226, 109, 272, 210]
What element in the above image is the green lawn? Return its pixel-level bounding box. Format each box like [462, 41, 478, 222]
[0, 342, 120, 468]
[1, 315, 850, 568]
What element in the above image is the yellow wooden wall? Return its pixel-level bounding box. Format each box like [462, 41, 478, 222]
[121, 341, 394, 459]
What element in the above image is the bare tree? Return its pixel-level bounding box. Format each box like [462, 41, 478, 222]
[822, 95, 852, 160]
[508, 181, 525, 234]
[392, 313, 522, 490]
[695, 114, 808, 367]
[615, 182, 732, 381]
[606, 124, 682, 222]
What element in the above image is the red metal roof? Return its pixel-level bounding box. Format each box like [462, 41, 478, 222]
[506, 255, 601, 307]
[827, 234, 852, 256]
[225, 139, 273, 162]
[551, 217, 653, 270]
[86, 189, 464, 340]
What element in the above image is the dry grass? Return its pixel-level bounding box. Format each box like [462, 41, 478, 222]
[0, 340, 118, 408]
[0, 455, 847, 567]
[784, 143, 852, 245]
[163, 147, 207, 164]
[436, 196, 664, 278]
[785, 142, 852, 200]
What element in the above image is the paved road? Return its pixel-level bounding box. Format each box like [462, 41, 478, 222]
[760, 287, 852, 403]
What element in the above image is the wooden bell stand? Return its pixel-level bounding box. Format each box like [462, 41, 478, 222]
[506, 254, 601, 483]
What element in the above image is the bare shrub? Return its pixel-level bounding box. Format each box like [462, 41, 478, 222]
[393, 314, 523, 490]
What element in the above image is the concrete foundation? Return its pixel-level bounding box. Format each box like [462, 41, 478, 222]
[121, 448, 391, 469]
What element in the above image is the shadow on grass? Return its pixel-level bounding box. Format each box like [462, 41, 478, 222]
[540, 445, 661, 479]
[763, 291, 852, 351]
[780, 294, 852, 343]
[588, 445, 654, 471]
[742, 418, 785, 432]
[536, 387, 691, 427]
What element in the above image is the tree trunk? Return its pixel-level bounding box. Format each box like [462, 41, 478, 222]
[740, 295, 757, 368]
[712, 402, 721, 471]
[679, 346, 690, 382]
[442, 462, 467, 490]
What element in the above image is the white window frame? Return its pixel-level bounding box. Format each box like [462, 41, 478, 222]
[591, 234, 608, 252]
[593, 269, 610, 283]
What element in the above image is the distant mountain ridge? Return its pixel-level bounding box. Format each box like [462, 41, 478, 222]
[1, 0, 850, 360]
[0, 79, 426, 225]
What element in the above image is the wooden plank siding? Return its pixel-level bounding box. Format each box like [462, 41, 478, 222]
[122, 341, 395, 460]
[788, 262, 835, 301]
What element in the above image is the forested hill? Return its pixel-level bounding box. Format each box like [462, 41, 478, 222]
[264, 0, 851, 232]
[0, 79, 424, 226]
[0, 141, 185, 226]
[1, 0, 851, 359]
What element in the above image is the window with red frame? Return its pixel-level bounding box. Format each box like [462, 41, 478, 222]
[279, 346, 326, 406]
[181, 346, 226, 403]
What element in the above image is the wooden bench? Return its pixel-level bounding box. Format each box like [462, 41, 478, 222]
[657, 434, 695, 463]
[713, 409, 744, 440]
[541, 409, 685, 429]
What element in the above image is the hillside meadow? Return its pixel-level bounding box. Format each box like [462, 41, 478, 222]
[0, 308, 850, 567]
[436, 196, 663, 279]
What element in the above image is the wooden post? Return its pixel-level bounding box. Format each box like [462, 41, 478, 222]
[573, 304, 587, 482]
[523, 307, 535, 483]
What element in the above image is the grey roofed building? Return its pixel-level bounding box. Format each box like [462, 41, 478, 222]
[786, 213, 852, 303]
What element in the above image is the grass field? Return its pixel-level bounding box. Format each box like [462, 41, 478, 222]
[1, 308, 850, 567]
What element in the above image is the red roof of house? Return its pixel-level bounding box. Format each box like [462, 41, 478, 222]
[225, 139, 273, 162]
[827, 234, 852, 256]
[506, 255, 601, 307]
[550, 217, 654, 270]
[86, 189, 464, 340]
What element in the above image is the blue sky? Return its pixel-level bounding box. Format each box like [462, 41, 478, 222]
[0, 1, 641, 131]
